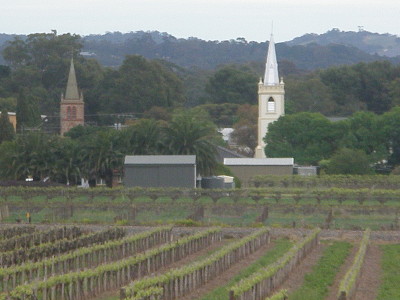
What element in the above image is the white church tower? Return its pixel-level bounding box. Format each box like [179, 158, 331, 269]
[254, 34, 285, 158]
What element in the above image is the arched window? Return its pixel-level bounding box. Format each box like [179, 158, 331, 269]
[267, 97, 275, 112]
[72, 106, 77, 119]
[67, 106, 72, 119]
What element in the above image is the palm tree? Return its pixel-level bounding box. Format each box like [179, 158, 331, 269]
[0, 110, 15, 144]
[12, 133, 50, 180]
[163, 111, 218, 176]
[52, 138, 81, 185]
[123, 119, 163, 155]
[79, 130, 123, 187]
[0, 140, 18, 180]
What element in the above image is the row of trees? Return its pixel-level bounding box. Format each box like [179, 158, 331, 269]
[2, 32, 400, 127]
[0, 109, 221, 186]
[264, 108, 400, 173]
[0, 32, 186, 129]
[204, 60, 400, 116]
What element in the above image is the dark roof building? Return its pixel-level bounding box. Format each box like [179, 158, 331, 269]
[123, 155, 196, 188]
[224, 158, 294, 187]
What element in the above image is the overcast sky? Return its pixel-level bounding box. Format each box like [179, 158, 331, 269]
[2, 0, 399, 42]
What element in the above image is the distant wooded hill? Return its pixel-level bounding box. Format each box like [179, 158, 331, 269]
[288, 28, 400, 57]
[1, 29, 400, 70]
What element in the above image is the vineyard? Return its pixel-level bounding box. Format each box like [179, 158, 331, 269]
[1, 177, 400, 229]
[0, 225, 398, 300]
[0, 175, 400, 299]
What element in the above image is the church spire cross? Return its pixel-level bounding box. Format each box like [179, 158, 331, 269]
[263, 34, 279, 86]
[64, 58, 80, 100]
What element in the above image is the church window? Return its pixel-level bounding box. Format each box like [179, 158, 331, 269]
[267, 97, 275, 112]
[67, 106, 72, 119]
[72, 106, 77, 119]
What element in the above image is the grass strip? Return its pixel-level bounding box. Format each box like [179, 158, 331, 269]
[376, 244, 400, 300]
[289, 241, 352, 300]
[338, 229, 370, 298]
[199, 238, 293, 300]
[265, 289, 288, 300]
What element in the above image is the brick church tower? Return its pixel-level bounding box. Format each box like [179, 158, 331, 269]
[60, 59, 84, 135]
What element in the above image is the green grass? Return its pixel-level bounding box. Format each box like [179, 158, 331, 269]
[333, 214, 394, 230]
[199, 238, 293, 300]
[289, 241, 352, 300]
[66, 209, 118, 223]
[264, 211, 326, 228]
[3, 207, 121, 224]
[133, 207, 190, 224]
[376, 244, 400, 300]
[131, 196, 153, 204]
[204, 208, 259, 226]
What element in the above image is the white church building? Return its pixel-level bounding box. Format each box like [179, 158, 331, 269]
[224, 34, 293, 186]
[255, 34, 285, 158]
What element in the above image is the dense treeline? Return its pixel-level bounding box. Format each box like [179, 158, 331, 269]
[0, 32, 186, 129]
[1, 32, 400, 126]
[2, 31, 400, 178]
[2, 32, 400, 123]
[265, 108, 400, 172]
[206, 60, 400, 117]
[0, 109, 221, 186]
[2, 30, 400, 69]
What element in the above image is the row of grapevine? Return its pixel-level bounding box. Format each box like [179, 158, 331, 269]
[2, 187, 400, 207]
[337, 229, 371, 300]
[0, 205, 9, 221]
[0, 226, 35, 240]
[0, 226, 173, 293]
[6, 228, 221, 300]
[251, 175, 400, 189]
[0, 227, 125, 267]
[121, 227, 271, 300]
[265, 289, 288, 300]
[229, 228, 321, 300]
[0, 226, 83, 252]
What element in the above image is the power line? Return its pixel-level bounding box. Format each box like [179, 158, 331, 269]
[44, 112, 142, 119]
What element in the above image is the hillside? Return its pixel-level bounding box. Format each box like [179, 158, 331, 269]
[1, 30, 399, 70]
[288, 28, 400, 57]
[81, 31, 398, 70]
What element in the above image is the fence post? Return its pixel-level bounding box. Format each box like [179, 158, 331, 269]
[229, 290, 235, 300]
[338, 291, 347, 300]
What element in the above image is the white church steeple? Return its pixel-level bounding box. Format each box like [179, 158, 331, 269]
[254, 34, 285, 158]
[264, 34, 279, 86]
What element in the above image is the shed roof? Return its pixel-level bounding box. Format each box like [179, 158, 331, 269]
[224, 158, 294, 166]
[125, 155, 196, 165]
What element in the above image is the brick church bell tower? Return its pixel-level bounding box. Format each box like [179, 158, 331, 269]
[60, 58, 84, 135]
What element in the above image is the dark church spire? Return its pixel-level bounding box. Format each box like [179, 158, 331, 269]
[64, 58, 80, 100]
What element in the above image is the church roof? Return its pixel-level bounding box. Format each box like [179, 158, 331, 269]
[263, 34, 280, 86]
[64, 58, 80, 100]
